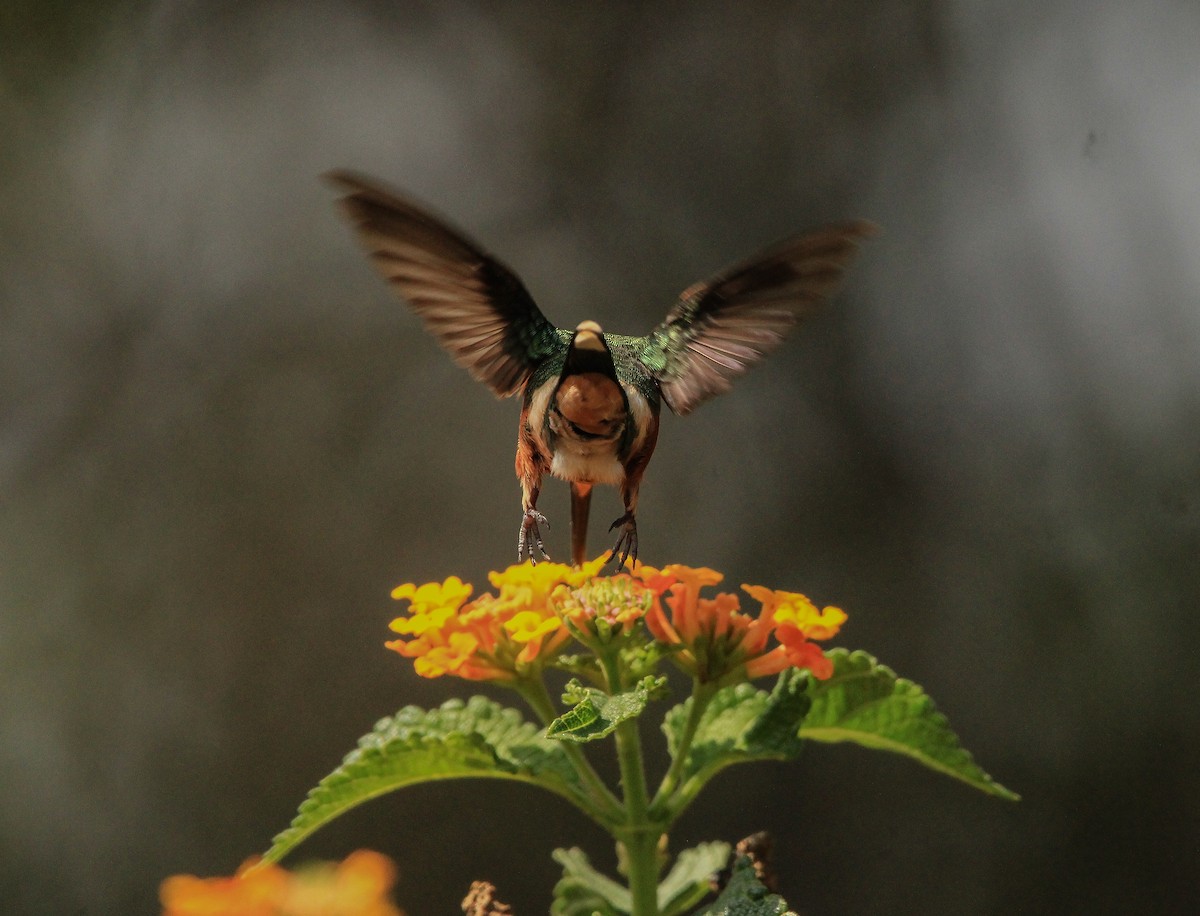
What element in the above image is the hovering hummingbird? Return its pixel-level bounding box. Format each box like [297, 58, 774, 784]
[326, 171, 873, 568]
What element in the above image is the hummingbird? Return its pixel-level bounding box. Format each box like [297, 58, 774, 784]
[326, 171, 873, 568]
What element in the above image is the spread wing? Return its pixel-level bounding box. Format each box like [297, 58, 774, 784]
[326, 170, 561, 398]
[640, 221, 876, 415]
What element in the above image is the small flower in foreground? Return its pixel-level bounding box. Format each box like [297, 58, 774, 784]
[160, 850, 402, 916]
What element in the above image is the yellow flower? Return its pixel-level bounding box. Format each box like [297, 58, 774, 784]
[160, 850, 402, 916]
[743, 585, 847, 640]
[387, 559, 607, 681]
[488, 557, 603, 599]
[390, 576, 472, 608]
[388, 577, 472, 636]
[505, 609, 564, 642]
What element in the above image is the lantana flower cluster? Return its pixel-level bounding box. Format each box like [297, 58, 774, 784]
[386, 560, 845, 686]
[385, 557, 607, 680]
[160, 850, 401, 916]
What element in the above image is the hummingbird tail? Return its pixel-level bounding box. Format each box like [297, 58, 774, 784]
[570, 482, 593, 567]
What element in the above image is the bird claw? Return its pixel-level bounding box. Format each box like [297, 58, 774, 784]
[606, 512, 637, 571]
[518, 508, 551, 564]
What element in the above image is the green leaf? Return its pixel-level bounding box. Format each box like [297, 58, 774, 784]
[691, 855, 792, 916]
[658, 841, 731, 916]
[547, 677, 662, 744]
[801, 649, 1019, 800]
[551, 841, 731, 916]
[551, 847, 630, 916]
[742, 669, 812, 753]
[662, 651, 1016, 811]
[661, 671, 811, 806]
[263, 696, 586, 863]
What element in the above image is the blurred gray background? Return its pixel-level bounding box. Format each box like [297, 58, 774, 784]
[3, 1, 1198, 912]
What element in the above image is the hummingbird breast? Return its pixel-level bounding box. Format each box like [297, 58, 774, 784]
[555, 373, 625, 437]
[527, 372, 628, 486]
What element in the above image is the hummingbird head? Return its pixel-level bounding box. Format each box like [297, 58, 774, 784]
[572, 320, 606, 352]
[562, 320, 616, 380]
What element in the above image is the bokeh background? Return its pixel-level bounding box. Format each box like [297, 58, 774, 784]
[3, 1, 1198, 912]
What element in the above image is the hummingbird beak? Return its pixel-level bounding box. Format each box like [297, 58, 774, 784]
[572, 320, 606, 353]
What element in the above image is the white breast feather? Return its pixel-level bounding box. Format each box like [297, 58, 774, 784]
[624, 385, 652, 456]
[525, 377, 557, 445]
[550, 445, 625, 485]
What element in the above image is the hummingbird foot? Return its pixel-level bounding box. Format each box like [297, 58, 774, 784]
[518, 508, 552, 564]
[606, 512, 638, 571]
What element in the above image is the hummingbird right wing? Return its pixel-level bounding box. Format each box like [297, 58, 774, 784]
[640, 221, 876, 415]
[326, 171, 561, 398]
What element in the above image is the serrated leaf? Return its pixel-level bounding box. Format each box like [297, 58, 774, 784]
[551, 847, 630, 916]
[691, 856, 792, 916]
[661, 672, 812, 807]
[741, 669, 811, 753]
[547, 678, 658, 744]
[801, 649, 1019, 800]
[658, 841, 730, 916]
[263, 696, 586, 863]
[551, 694, 604, 732]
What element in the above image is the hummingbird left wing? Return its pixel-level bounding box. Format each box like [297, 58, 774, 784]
[326, 171, 561, 398]
[640, 221, 876, 415]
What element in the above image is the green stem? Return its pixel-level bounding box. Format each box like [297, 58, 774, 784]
[620, 820, 661, 916]
[515, 678, 624, 826]
[649, 679, 715, 821]
[601, 655, 661, 916]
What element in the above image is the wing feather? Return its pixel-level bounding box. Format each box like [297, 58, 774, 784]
[642, 221, 876, 414]
[326, 170, 560, 397]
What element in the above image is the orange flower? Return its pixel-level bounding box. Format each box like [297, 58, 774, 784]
[738, 586, 845, 680]
[743, 625, 834, 680]
[160, 850, 402, 916]
[742, 585, 847, 640]
[658, 565, 724, 643]
[636, 564, 845, 684]
[386, 574, 509, 681]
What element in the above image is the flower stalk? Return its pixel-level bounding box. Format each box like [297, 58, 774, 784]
[376, 559, 846, 916]
[512, 676, 624, 828]
[597, 651, 661, 915]
[163, 553, 1019, 914]
[650, 679, 717, 822]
